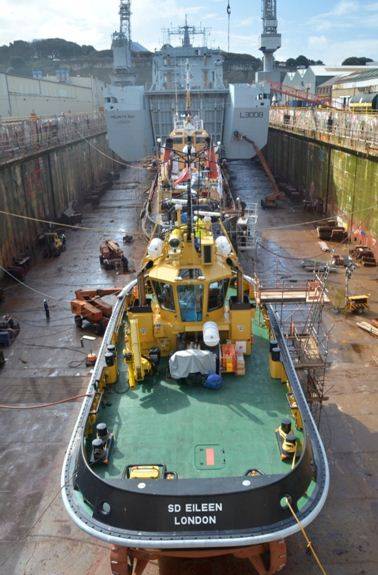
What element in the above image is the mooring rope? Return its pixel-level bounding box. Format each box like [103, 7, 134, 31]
[284, 497, 329, 575]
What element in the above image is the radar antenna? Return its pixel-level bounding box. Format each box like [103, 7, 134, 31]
[163, 21, 207, 47]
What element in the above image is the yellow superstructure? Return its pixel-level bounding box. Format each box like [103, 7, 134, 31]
[124, 212, 254, 382]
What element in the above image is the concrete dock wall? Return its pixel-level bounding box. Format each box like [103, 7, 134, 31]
[266, 127, 378, 249]
[0, 134, 113, 267]
[0, 73, 104, 117]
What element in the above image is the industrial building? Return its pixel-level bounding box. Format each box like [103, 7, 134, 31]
[0, 72, 104, 118]
[282, 65, 368, 97]
[322, 68, 378, 109]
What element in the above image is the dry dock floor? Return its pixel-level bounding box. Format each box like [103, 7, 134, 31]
[0, 160, 377, 575]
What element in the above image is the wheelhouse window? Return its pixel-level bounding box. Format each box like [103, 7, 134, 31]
[152, 281, 175, 311]
[179, 268, 203, 279]
[208, 279, 229, 311]
[178, 284, 204, 322]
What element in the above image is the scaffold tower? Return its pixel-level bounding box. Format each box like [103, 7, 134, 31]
[273, 268, 330, 426]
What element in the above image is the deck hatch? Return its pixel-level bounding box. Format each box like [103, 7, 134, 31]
[195, 444, 226, 470]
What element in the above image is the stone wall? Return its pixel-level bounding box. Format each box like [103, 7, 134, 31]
[0, 133, 113, 266]
[266, 128, 378, 250]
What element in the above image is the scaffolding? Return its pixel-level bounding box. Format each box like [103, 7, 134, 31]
[0, 113, 106, 164]
[269, 107, 378, 149]
[236, 203, 258, 252]
[271, 269, 329, 426]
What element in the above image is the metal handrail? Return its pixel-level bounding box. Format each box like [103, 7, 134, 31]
[269, 108, 378, 148]
[0, 112, 106, 163]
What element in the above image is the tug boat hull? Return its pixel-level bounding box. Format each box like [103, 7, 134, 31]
[62, 282, 329, 549]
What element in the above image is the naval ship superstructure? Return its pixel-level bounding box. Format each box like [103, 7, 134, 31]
[104, 1, 271, 162]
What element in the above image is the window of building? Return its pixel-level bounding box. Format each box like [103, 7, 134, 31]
[178, 284, 204, 322]
[152, 281, 175, 311]
[208, 279, 229, 311]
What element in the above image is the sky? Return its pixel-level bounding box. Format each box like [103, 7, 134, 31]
[0, 0, 377, 65]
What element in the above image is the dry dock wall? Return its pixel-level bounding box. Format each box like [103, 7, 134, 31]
[266, 128, 378, 250]
[0, 134, 113, 267]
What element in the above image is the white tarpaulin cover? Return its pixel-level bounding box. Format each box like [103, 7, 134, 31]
[169, 349, 216, 379]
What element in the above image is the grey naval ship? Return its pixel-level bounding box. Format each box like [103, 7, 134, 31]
[104, 1, 271, 162]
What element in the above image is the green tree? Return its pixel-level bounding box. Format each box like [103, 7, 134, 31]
[286, 58, 297, 69]
[342, 57, 373, 65]
[295, 55, 309, 68]
[81, 45, 96, 56]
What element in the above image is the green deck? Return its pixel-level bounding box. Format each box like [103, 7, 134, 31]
[95, 314, 299, 480]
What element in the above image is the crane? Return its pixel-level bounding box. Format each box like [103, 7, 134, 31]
[112, 1, 135, 82]
[260, 0, 281, 73]
[257, 0, 281, 83]
[233, 131, 285, 208]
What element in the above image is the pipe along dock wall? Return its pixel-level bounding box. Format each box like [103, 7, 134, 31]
[266, 127, 378, 250]
[0, 134, 113, 267]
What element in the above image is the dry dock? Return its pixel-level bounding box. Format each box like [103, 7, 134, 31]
[0, 160, 377, 575]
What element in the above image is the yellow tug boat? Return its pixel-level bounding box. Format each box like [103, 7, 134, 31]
[144, 112, 236, 232]
[62, 168, 329, 573]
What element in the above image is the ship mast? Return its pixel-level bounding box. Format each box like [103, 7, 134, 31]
[183, 15, 191, 48]
[185, 59, 191, 114]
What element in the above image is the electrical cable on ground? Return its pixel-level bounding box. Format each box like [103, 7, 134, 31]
[2, 533, 111, 551]
[68, 358, 87, 368]
[257, 240, 321, 261]
[0, 471, 78, 569]
[0, 263, 127, 305]
[284, 497, 329, 575]
[20, 321, 73, 329]
[19, 326, 75, 338]
[0, 208, 145, 236]
[0, 202, 376, 238]
[263, 202, 377, 230]
[17, 342, 88, 354]
[0, 393, 91, 410]
[0, 263, 63, 300]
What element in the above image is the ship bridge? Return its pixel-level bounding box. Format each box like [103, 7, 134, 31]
[146, 21, 228, 143]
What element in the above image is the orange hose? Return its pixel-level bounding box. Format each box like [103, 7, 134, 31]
[0, 393, 91, 409]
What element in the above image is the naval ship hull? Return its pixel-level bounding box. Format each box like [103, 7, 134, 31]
[105, 83, 271, 163]
[62, 278, 329, 549]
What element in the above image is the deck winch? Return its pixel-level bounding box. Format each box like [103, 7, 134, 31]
[90, 422, 114, 465]
[276, 419, 300, 462]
